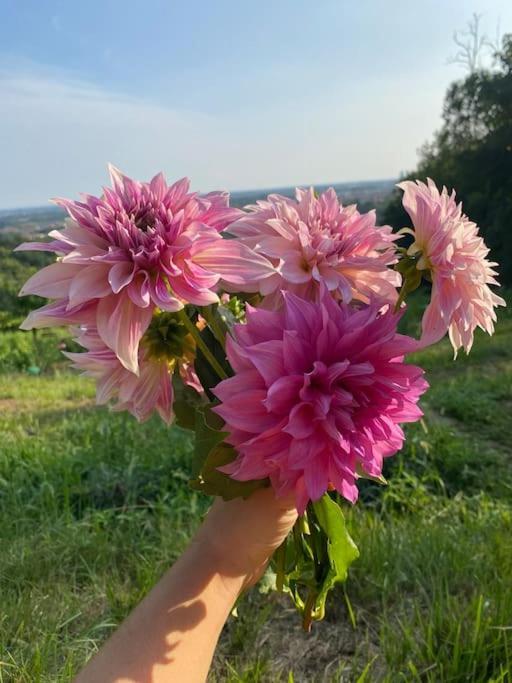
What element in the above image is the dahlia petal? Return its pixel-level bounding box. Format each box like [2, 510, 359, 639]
[247, 340, 286, 386]
[294, 477, 310, 515]
[68, 264, 112, 308]
[108, 261, 136, 293]
[170, 276, 219, 306]
[213, 369, 264, 402]
[288, 435, 324, 468]
[284, 403, 317, 439]
[281, 251, 313, 284]
[218, 455, 270, 481]
[214, 390, 275, 432]
[264, 375, 303, 413]
[151, 275, 183, 311]
[19, 299, 97, 330]
[194, 239, 276, 286]
[96, 293, 153, 374]
[303, 459, 329, 502]
[19, 262, 82, 298]
[282, 330, 310, 374]
[61, 244, 107, 264]
[127, 273, 152, 308]
[15, 240, 69, 254]
[419, 299, 448, 349]
[49, 220, 109, 249]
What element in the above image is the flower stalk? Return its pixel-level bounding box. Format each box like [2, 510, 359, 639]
[177, 308, 228, 381]
[201, 306, 227, 348]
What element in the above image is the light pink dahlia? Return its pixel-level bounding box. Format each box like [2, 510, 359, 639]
[17, 166, 275, 373]
[225, 187, 401, 307]
[65, 316, 201, 424]
[399, 179, 506, 354]
[213, 289, 427, 512]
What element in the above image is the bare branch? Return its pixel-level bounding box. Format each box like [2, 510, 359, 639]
[448, 13, 489, 73]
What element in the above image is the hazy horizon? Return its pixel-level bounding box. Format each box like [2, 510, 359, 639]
[0, 177, 396, 214]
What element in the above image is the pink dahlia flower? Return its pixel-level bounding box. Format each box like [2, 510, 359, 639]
[213, 289, 427, 512]
[17, 166, 275, 373]
[225, 187, 401, 307]
[399, 179, 506, 354]
[65, 320, 201, 424]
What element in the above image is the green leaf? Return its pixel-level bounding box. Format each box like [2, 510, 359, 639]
[191, 404, 226, 477]
[171, 373, 205, 431]
[190, 442, 268, 500]
[313, 494, 359, 580]
[217, 302, 241, 327]
[312, 495, 359, 608]
[194, 325, 231, 399]
[395, 261, 423, 310]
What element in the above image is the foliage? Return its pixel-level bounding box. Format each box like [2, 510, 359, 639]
[0, 233, 79, 374]
[1, 298, 511, 680]
[0, 232, 53, 330]
[383, 34, 512, 284]
[0, 328, 78, 373]
[273, 494, 359, 631]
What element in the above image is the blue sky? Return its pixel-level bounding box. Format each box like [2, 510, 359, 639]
[0, 0, 511, 208]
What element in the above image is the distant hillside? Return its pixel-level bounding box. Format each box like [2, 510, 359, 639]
[0, 205, 65, 235]
[230, 178, 395, 210]
[0, 178, 396, 237]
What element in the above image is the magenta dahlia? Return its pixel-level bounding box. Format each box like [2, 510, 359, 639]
[399, 179, 506, 354]
[213, 289, 428, 512]
[225, 187, 401, 307]
[17, 166, 275, 373]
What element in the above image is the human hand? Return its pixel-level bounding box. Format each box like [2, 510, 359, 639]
[193, 487, 298, 595]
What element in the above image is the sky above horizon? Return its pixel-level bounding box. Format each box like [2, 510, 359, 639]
[1, 0, 511, 209]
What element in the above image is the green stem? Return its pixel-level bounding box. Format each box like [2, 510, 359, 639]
[201, 306, 226, 349]
[178, 309, 228, 380]
[274, 539, 287, 592]
[302, 589, 318, 632]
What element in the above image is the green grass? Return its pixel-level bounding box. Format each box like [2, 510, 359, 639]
[1, 304, 512, 682]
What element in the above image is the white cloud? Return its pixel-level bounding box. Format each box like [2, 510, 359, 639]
[0, 65, 447, 208]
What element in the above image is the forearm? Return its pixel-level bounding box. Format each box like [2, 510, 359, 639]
[75, 541, 244, 683]
[75, 489, 297, 683]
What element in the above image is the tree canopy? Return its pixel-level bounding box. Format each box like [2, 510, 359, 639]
[0, 233, 51, 330]
[383, 34, 512, 284]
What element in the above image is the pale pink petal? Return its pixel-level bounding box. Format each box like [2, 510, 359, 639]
[108, 262, 136, 293]
[96, 293, 153, 374]
[19, 263, 82, 299]
[193, 239, 276, 286]
[68, 264, 112, 308]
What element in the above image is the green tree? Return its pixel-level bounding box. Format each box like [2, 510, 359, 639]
[0, 233, 52, 330]
[383, 34, 512, 284]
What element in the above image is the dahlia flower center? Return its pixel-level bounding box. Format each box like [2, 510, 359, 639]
[142, 311, 194, 363]
[303, 223, 346, 265]
[132, 206, 157, 232]
[283, 359, 362, 440]
[300, 361, 332, 408]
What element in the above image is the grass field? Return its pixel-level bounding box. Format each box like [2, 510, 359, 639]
[1, 301, 511, 682]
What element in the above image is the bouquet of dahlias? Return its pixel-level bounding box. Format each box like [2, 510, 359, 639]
[18, 168, 505, 630]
